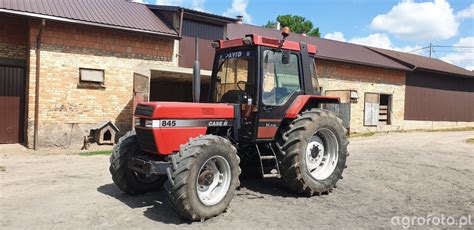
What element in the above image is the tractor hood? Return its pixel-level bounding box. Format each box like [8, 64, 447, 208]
[135, 102, 234, 119]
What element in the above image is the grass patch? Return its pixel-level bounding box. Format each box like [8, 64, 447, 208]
[350, 132, 376, 138]
[467, 138, 474, 144]
[79, 150, 112, 156]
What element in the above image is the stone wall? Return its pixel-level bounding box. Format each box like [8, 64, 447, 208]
[316, 60, 406, 133]
[26, 20, 175, 148]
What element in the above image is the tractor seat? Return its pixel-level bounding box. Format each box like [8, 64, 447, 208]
[220, 90, 247, 104]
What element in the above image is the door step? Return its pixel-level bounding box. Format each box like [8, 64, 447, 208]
[256, 143, 281, 179]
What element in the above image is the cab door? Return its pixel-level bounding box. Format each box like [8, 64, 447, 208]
[257, 49, 302, 139]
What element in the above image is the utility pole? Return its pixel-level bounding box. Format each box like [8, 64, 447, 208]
[429, 43, 432, 58]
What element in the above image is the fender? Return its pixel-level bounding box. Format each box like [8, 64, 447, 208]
[285, 95, 340, 118]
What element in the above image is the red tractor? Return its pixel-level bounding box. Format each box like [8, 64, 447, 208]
[109, 29, 348, 221]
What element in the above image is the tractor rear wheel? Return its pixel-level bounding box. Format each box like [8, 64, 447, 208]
[165, 135, 240, 221]
[277, 109, 348, 196]
[109, 131, 166, 195]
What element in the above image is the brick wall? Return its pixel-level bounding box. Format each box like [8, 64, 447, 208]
[26, 20, 175, 148]
[316, 60, 406, 133]
[0, 15, 28, 60]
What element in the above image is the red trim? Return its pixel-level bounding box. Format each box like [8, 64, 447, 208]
[285, 95, 340, 118]
[218, 34, 317, 54]
[257, 127, 278, 139]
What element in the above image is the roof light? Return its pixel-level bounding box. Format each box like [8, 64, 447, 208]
[242, 36, 253, 46]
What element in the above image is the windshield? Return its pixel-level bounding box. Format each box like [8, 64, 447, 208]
[213, 51, 255, 102]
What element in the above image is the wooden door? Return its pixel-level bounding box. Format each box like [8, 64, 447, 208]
[364, 93, 380, 126]
[0, 66, 25, 143]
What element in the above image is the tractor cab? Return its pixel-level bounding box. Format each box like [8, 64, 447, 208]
[208, 33, 324, 141]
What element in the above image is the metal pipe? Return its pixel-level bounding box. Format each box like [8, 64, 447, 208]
[33, 19, 45, 150]
[192, 36, 201, 102]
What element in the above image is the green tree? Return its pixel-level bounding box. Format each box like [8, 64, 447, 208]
[264, 15, 320, 37]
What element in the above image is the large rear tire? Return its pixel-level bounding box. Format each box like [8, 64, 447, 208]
[276, 109, 348, 196]
[109, 131, 166, 195]
[165, 135, 241, 221]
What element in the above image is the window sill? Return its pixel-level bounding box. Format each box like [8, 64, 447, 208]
[77, 83, 105, 90]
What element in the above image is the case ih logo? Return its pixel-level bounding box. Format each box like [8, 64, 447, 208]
[208, 120, 229, 127]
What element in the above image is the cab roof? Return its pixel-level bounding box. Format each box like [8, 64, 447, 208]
[215, 34, 317, 54]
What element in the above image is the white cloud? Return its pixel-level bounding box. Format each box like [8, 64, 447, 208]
[323, 32, 346, 42]
[370, 0, 458, 41]
[132, 0, 145, 3]
[223, 0, 252, 23]
[154, 0, 183, 6]
[440, 37, 474, 70]
[349, 33, 393, 49]
[456, 3, 474, 19]
[191, 0, 206, 12]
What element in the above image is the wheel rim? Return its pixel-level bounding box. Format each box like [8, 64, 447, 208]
[305, 128, 339, 180]
[196, 155, 232, 206]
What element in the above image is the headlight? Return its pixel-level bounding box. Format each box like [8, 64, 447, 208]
[134, 119, 141, 127]
[145, 120, 153, 128]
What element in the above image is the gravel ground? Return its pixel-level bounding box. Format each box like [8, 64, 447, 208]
[1, 131, 473, 229]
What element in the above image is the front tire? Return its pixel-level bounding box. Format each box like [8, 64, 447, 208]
[277, 109, 348, 196]
[109, 131, 166, 195]
[165, 135, 241, 221]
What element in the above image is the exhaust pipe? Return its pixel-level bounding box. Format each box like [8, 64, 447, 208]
[192, 36, 201, 102]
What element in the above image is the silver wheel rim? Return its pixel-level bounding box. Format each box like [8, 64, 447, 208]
[196, 155, 232, 206]
[305, 128, 339, 180]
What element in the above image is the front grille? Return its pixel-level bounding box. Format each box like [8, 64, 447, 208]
[136, 128, 158, 153]
[135, 105, 154, 117]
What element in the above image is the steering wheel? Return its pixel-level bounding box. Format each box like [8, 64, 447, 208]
[236, 81, 247, 91]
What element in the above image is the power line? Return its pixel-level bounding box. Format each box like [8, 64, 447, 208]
[433, 45, 474, 48]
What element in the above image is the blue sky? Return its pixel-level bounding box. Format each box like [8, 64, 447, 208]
[137, 0, 474, 70]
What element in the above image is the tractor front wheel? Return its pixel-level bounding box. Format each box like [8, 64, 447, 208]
[277, 109, 348, 196]
[165, 135, 241, 221]
[109, 131, 166, 195]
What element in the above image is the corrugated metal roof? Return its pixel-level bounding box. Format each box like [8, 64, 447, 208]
[227, 23, 410, 71]
[0, 0, 178, 36]
[369, 47, 474, 78]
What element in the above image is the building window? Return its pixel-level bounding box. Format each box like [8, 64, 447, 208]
[78, 68, 105, 88]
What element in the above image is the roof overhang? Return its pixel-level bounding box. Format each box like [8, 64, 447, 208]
[0, 9, 179, 38]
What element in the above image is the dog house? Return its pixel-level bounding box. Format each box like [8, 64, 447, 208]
[90, 121, 119, 145]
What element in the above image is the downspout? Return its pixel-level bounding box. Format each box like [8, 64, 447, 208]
[33, 19, 45, 150]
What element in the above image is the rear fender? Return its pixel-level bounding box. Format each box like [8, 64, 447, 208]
[285, 95, 340, 118]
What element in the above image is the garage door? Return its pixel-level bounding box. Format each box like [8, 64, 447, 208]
[0, 66, 25, 143]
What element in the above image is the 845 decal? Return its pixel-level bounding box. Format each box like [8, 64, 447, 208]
[161, 120, 176, 127]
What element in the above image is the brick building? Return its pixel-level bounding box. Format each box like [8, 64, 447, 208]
[0, 0, 473, 148]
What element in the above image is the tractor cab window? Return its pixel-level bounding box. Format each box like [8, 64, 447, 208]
[214, 51, 255, 104]
[262, 50, 300, 106]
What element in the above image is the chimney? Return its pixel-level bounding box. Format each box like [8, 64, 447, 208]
[236, 15, 243, 23]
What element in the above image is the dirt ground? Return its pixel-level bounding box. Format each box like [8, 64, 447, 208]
[1, 131, 473, 229]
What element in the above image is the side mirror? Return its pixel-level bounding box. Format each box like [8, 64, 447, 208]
[281, 50, 291, 64]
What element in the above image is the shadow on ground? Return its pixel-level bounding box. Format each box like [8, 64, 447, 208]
[238, 178, 300, 198]
[97, 178, 298, 224]
[97, 183, 191, 225]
